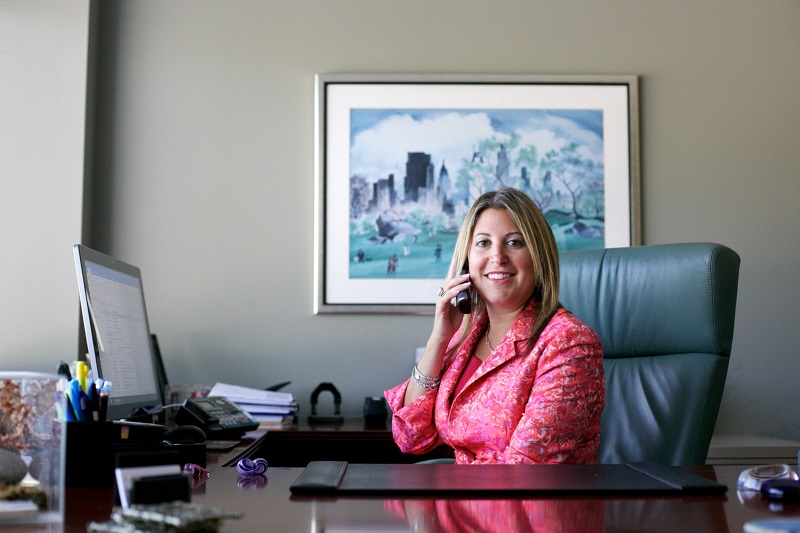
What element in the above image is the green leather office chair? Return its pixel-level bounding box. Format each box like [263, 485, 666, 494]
[559, 242, 740, 466]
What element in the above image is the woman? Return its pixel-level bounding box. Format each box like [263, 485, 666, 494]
[384, 187, 604, 464]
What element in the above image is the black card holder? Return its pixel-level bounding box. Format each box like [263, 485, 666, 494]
[131, 474, 191, 505]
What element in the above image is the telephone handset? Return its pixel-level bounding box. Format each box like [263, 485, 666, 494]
[455, 261, 472, 314]
[174, 396, 259, 440]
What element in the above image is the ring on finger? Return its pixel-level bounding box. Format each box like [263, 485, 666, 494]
[437, 287, 445, 297]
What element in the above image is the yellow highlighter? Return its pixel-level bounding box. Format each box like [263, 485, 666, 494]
[76, 361, 87, 393]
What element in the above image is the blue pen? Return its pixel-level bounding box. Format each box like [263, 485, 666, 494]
[77, 390, 92, 421]
[64, 388, 77, 422]
[70, 380, 86, 422]
[65, 398, 77, 422]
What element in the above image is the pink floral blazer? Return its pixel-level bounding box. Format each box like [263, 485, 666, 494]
[384, 302, 605, 464]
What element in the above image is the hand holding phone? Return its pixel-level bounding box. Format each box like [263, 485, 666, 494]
[455, 265, 471, 314]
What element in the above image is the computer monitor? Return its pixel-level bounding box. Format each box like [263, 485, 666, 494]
[73, 244, 163, 420]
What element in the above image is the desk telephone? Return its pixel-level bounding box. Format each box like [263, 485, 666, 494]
[175, 397, 259, 440]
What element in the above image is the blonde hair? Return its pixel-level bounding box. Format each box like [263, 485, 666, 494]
[447, 187, 560, 353]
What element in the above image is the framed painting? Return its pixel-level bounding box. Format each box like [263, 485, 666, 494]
[314, 73, 640, 314]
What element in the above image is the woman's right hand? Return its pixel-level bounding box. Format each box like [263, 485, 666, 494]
[403, 272, 471, 406]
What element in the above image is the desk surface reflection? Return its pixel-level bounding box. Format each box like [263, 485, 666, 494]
[192, 466, 800, 533]
[9, 464, 800, 532]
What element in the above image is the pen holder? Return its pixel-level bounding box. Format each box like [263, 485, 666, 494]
[0, 372, 65, 525]
[65, 421, 115, 487]
[66, 421, 205, 487]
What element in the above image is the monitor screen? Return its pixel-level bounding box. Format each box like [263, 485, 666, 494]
[73, 244, 163, 420]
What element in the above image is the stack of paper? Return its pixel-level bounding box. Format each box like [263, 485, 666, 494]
[208, 382, 297, 427]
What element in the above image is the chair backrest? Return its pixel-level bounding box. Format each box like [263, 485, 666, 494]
[559, 243, 740, 465]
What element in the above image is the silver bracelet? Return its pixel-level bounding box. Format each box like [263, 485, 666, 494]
[412, 364, 441, 389]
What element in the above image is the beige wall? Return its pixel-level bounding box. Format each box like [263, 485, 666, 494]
[6, 1, 799, 440]
[0, 1, 88, 372]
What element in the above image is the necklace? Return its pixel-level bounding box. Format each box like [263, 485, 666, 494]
[485, 325, 494, 352]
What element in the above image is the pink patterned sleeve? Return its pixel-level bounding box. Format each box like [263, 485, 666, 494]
[384, 380, 444, 455]
[473, 323, 604, 464]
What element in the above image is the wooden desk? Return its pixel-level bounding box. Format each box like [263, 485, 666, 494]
[229, 419, 454, 467]
[8, 429, 800, 532]
[11, 464, 797, 532]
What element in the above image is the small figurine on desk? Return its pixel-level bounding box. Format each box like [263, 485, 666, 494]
[236, 458, 268, 476]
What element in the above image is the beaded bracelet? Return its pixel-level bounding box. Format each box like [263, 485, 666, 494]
[411, 364, 441, 389]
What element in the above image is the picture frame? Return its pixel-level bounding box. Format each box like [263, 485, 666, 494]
[314, 73, 640, 314]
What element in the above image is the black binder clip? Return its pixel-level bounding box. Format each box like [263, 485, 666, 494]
[308, 382, 344, 426]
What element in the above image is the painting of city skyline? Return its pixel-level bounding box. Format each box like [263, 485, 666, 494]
[315, 75, 639, 313]
[348, 108, 605, 281]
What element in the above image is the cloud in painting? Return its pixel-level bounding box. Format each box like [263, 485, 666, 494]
[350, 111, 501, 181]
[350, 109, 603, 184]
[517, 113, 603, 161]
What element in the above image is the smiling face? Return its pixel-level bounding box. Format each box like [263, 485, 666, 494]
[468, 208, 537, 315]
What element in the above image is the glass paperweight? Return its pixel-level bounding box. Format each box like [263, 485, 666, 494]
[737, 464, 799, 491]
[0, 372, 65, 525]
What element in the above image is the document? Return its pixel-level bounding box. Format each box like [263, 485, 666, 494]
[208, 382, 294, 406]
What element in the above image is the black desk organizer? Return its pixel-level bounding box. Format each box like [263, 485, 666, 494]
[308, 382, 344, 426]
[65, 422, 205, 487]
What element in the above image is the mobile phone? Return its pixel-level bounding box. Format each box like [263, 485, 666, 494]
[455, 262, 471, 314]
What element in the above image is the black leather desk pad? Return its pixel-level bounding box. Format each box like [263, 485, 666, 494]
[290, 461, 727, 496]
